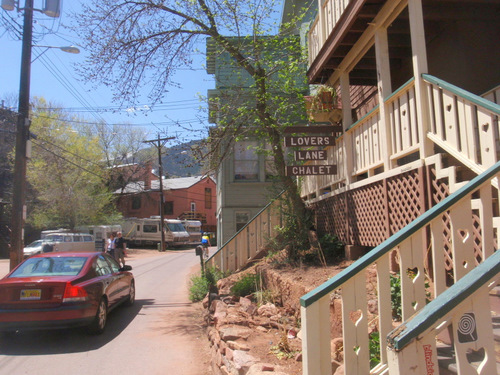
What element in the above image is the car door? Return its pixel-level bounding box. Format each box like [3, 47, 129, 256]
[103, 254, 130, 302]
[95, 255, 121, 306]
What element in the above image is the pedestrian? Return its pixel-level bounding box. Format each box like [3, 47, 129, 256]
[201, 232, 211, 259]
[114, 231, 127, 268]
[107, 233, 116, 258]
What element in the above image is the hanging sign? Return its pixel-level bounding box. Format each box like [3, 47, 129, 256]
[286, 165, 337, 176]
[284, 136, 335, 147]
[294, 150, 327, 161]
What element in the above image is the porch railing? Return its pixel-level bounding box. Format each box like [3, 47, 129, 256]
[308, 0, 351, 66]
[300, 160, 500, 374]
[205, 196, 282, 273]
[424, 74, 500, 175]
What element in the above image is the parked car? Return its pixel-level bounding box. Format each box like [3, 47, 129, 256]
[23, 239, 55, 258]
[0, 252, 134, 335]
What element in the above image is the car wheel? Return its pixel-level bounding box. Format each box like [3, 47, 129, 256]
[125, 281, 135, 307]
[88, 298, 107, 334]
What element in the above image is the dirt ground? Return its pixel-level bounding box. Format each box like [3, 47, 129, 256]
[210, 253, 367, 374]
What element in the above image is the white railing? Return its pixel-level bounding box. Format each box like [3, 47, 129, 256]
[300, 161, 500, 375]
[301, 79, 418, 197]
[308, 0, 351, 66]
[424, 74, 500, 175]
[206, 197, 282, 273]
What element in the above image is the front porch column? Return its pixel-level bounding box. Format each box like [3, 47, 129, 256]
[375, 27, 393, 172]
[340, 72, 353, 185]
[408, 0, 433, 158]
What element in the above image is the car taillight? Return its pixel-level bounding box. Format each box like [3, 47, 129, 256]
[63, 282, 88, 303]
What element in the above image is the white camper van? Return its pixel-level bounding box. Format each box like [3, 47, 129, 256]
[181, 220, 202, 244]
[122, 217, 190, 248]
[43, 233, 96, 252]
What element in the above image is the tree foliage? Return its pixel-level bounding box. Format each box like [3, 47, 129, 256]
[72, 0, 315, 258]
[26, 98, 121, 229]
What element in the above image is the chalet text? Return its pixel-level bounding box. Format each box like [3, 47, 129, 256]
[286, 165, 337, 176]
[284, 136, 334, 147]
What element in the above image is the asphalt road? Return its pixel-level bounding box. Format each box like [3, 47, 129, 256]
[0, 249, 211, 375]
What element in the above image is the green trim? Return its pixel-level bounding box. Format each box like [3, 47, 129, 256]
[385, 77, 415, 102]
[205, 190, 284, 262]
[345, 77, 414, 132]
[388, 249, 500, 351]
[423, 74, 500, 115]
[300, 160, 500, 308]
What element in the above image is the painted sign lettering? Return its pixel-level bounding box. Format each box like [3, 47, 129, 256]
[284, 136, 335, 147]
[286, 165, 337, 176]
[294, 150, 327, 161]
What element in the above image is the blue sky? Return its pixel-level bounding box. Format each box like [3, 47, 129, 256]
[0, 1, 215, 144]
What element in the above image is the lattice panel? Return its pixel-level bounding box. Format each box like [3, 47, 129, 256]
[347, 181, 387, 246]
[386, 170, 424, 234]
[312, 193, 348, 244]
[428, 166, 453, 272]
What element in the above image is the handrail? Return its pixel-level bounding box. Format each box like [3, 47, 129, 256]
[206, 190, 285, 262]
[300, 160, 500, 308]
[422, 74, 500, 115]
[388, 248, 500, 351]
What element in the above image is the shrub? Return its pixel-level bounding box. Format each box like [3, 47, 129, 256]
[188, 274, 210, 302]
[231, 273, 261, 297]
[319, 233, 344, 261]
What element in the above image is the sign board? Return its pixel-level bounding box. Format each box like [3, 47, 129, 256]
[283, 125, 343, 134]
[294, 150, 327, 161]
[285, 136, 335, 147]
[286, 165, 337, 176]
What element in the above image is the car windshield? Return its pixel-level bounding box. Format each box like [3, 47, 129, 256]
[10, 257, 87, 277]
[167, 223, 185, 232]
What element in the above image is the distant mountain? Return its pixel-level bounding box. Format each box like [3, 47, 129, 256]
[159, 140, 204, 178]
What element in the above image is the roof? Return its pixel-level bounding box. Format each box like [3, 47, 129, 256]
[116, 175, 213, 195]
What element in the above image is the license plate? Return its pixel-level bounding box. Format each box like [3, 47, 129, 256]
[20, 289, 41, 300]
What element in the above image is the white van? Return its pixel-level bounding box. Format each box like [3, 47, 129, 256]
[43, 233, 96, 252]
[181, 220, 202, 244]
[122, 217, 190, 248]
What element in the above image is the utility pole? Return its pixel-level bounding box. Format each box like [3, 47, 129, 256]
[10, 0, 34, 270]
[144, 134, 174, 252]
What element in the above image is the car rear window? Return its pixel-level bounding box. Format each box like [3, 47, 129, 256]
[10, 257, 87, 277]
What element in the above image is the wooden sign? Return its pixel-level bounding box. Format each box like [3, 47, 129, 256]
[286, 165, 337, 176]
[284, 136, 335, 147]
[294, 150, 327, 161]
[283, 125, 343, 134]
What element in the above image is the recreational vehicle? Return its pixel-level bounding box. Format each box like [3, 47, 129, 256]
[122, 217, 190, 248]
[181, 220, 202, 244]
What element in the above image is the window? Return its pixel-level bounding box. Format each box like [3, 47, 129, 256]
[164, 201, 174, 215]
[234, 141, 259, 181]
[143, 224, 158, 233]
[132, 196, 141, 210]
[191, 202, 196, 212]
[236, 212, 250, 231]
[205, 188, 212, 209]
[95, 255, 112, 276]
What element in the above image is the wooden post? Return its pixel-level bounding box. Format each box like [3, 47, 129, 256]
[375, 27, 393, 171]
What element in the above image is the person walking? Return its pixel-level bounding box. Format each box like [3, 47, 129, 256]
[107, 233, 116, 258]
[114, 231, 126, 268]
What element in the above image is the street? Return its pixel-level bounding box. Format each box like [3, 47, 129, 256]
[0, 249, 211, 375]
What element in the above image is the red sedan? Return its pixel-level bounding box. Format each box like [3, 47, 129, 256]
[0, 252, 135, 334]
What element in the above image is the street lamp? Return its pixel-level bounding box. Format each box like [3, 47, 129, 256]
[32, 45, 80, 62]
[1, 0, 77, 270]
